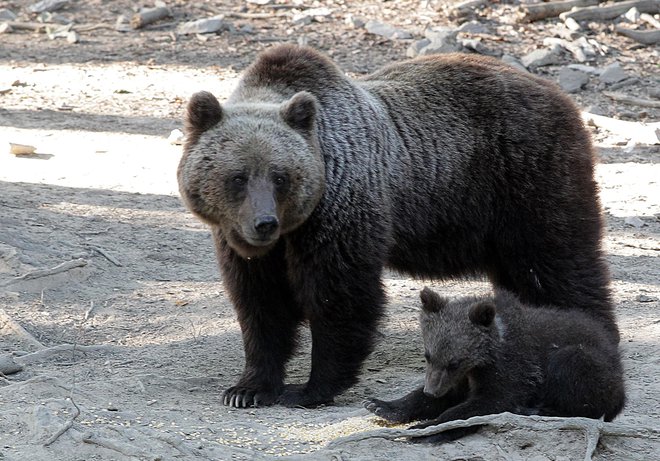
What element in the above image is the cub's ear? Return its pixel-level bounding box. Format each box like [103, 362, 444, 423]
[280, 91, 317, 132]
[186, 91, 223, 133]
[469, 302, 496, 327]
[420, 287, 448, 313]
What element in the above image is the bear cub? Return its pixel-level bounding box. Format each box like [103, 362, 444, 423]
[365, 288, 625, 443]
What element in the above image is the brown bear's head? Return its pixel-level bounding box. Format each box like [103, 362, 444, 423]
[418, 288, 499, 398]
[177, 90, 325, 258]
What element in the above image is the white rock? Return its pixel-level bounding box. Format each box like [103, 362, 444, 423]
[365, 21, 412, 40]
[521, 48, 561, 69]
[558, 68, 589, 93]
[599, 63, 628, 84]
[177, 16, 230, 35]
[624, 216, 645, 228]
[407, 39, 431, 58]
[624, 7, 640, 23]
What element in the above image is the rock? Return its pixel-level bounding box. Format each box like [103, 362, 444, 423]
[501, 54, 528, 72]
[407, 39, 431, 58]
[0, 354, 23, 375]
[292, 7, 332, 26]
[568, 63, 603, 75]
[28, 0, 68, 14]
[599, 62, 628, 84]
[558, 68, 589, 93]
[246, 0, 272, 4]
[460, 38, 500, 56]
[65, 30, 78, 44]
[521, 48, 561, 69]
[624, 216, 646, 228]
[177, 16, 232, 35]
[636, 294, 657, 303]
[455, 21, 489, 35]
[564, 17, 581, 31]
[418, 27, 460, 55]
[424, 26, 458, 43]
[625, 7, 641, 22]
[168, 129, 184, 145]
[345, 14, 365, 29]
[365, 21, 412, 40]
[0, 22, 12, 34]
[0, 8, 17, 21]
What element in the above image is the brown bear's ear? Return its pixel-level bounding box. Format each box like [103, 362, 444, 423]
[469, 302, 496, 327]
[280, 91, 317, 132]
[185, 91, 223, 134]
[420, 287, 448, 313]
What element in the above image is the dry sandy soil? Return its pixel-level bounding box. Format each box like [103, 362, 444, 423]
[0, 1, 658, 460]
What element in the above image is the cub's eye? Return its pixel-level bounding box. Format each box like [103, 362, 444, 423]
[447, 360, 461, 371]
[231, 174, 247, 186]
[273, 174, 288, 187]
[424, 351, 430, 362]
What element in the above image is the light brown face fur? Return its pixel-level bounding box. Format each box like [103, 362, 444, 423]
[177, 91, 325, 258]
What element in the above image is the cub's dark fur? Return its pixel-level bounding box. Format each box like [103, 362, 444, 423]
[177, 45, 617, 408]
[365, 288, 625, 443]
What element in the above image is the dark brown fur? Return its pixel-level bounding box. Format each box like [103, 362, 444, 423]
[177, 45, 618, 408]
[365, 288, 626, 443]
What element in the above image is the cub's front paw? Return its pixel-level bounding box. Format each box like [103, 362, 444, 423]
[278, 384, 333, 408]
[222, 385, 280, 408]
[364, 398, 409, 424]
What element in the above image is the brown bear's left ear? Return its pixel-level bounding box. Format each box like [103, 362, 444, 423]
[280, 91, 317, 132]
[469, 302, 496, 327]
[420, 287, 448, 313]
[185, 91, 223, 134]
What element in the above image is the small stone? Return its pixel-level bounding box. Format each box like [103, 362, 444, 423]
[455, 21, 489, 35]
[0, 354, 23, 375]
[624, 7, 640, 23]
[177, 16, 231, 35]
[345, 14, 365, 29]
[168, 129, 184, 145]
[424, 26, 457, 43]
[501, 55, 527, 72]
[521, 48, 561, 69]
[0, 8, 17, 20]
[564, 17, 581, 31]
[365, 21, 412, 40]
[599, 63, 628, 84]
[407, 39, 431, 58]
[28, 0, 68, 14]
[0, 22, 13, 34]
[66, 30, 78, 44]
[567, 64, 602, 75]
[558, 68, 589, 93]
[635, 294, 657, 303]
[624, 216, 646, 228]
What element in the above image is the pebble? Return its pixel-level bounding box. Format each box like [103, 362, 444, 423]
[558, 68, 589, 93]
[521, 48, 561, 69]
[624, 216, 646, 228]
[501, 54, 528, 72]
[407, 39, 430, 58]
[599, 62, 628, 84]
[365, 21, 412, 40]
[177, 17, 231, 35]
[0, 354, 23, 375]
[625, 7, 640, 23]
[636, 294, 657, 303]
[0, 8, 17, 20]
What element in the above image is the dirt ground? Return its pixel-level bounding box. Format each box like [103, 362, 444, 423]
[0, 1, 658, 460]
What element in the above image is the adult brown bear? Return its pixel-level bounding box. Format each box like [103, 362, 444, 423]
[177, 45, 617, 408]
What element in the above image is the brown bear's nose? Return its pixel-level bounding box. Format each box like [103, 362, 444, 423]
[254, 215, 279, 236]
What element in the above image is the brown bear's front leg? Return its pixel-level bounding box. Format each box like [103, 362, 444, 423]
[278, 252, 387, 408]
[216, 235, 303, 408]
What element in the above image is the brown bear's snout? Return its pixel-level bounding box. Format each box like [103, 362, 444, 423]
[254, 215, 279, 237]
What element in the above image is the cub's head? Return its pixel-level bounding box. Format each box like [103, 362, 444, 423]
[177, 90, 325, 258]
[419, 288, 499, 398]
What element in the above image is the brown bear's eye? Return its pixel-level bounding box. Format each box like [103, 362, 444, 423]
[232, 174, 247, 186]
[447, 360, 461, 371]
[273, 173, 288, 188]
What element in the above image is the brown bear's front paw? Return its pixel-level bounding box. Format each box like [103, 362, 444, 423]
[277, 384, 334, 408]
[364, 398, 410, 424]
[222, 385, 280, 408]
